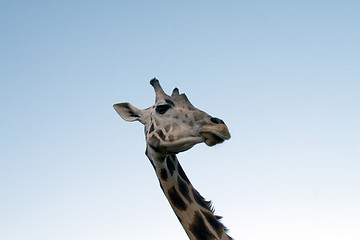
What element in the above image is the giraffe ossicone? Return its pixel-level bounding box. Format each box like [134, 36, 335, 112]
[114, 79, 233, 240]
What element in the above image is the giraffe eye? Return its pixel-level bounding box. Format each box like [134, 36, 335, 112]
[156, 104, 171, 114]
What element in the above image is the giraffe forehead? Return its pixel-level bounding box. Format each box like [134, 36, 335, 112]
[154, 91, 195, 108]
[152, 114, 197, 131]
[149, 105, 200, 123]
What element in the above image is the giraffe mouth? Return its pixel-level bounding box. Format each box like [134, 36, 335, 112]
[199, 124, 231, 146]
[157, 136, 204, 153]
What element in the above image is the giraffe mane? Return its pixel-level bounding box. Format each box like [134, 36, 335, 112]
[192, 188, 231, 235]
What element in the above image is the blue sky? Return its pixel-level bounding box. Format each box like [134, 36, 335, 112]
[1, 1, 359, 240]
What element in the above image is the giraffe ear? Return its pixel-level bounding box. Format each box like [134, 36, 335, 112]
[113, 103, 143, 122]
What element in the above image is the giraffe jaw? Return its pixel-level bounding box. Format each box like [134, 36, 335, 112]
[152, 136, 204, 154]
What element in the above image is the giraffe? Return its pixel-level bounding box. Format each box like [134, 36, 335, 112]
[113, 78, 232, 240]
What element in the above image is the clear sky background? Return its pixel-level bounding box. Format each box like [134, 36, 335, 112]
[1, 1, 359, 240]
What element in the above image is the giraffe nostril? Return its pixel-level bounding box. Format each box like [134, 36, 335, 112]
[210, 117, 225, 125]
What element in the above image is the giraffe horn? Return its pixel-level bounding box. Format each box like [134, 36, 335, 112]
[150, 78, 168, 101]
[172, 87, 179, 97]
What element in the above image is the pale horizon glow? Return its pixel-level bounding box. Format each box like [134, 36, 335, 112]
[1, 1, 359, 240]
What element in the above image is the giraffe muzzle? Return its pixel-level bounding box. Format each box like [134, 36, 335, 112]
[199, 123, 231, 146]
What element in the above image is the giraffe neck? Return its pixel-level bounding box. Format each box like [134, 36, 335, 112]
[146, 146, 232, 240]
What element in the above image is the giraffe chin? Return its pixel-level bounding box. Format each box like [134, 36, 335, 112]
[200, 132, 225, 146]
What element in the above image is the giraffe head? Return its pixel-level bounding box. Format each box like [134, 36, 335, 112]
[114, 79, 230, 154]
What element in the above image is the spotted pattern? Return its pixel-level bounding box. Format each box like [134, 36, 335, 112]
[160, 168, 168, 181]
[122, 79, 233, 239]
[149, 135, 160, 146]
[177, 176, 192, 203]
[168, 135, 175, 141]
[201, 210, 224, 238]
[148, 152, 231, 239]
[164, 124, 171, 132]
[157, 130, 166, 141]
[189, 211, 216, 240]
[149, 123, 154, 134]
[166, 155, 175, 175]
[192, 188, 212, 210]
[168, 186, 187, 211]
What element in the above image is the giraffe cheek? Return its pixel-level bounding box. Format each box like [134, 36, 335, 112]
[148, 135, 160, 147]
[168, 135, 175, 142]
